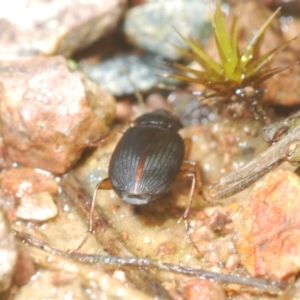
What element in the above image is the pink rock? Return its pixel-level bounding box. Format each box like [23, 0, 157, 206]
[0, 56, 115, 174]
[182, 279, 226, 300]
[1, 168, 58, 196]
[0, 0, 126, 58]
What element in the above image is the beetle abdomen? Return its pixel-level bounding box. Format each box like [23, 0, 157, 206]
[109, 126, 185, 204]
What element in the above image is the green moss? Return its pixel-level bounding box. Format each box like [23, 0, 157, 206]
[165, 1, 297, 101]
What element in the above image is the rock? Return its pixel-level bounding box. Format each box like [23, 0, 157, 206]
[280, 14, 300, 55]
[0, 0, 126, 58]
[14, 270, 90, 300]
[1, 168, 58, 197]
[0, 56, 115, 174]
[262, 0, 300, 13]
[15, 192, 58, 221]
[0, 210, 17, 292]
[233, 169, 300, 280]
[167, 91, 217, 126]
[263, 51, 300, 106]
[0, 134, 13, 170]
[199, 236, 236, 264]
[80, 52, 162, 96]
[1, 168, 59, 222]
[13, 248, 35, 286]
[123, 0, 212, 60]
[182, 279, 226, 300]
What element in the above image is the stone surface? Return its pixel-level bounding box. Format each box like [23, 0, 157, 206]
[0, 56, 115, 174]
[123, 0, 212, 60]
[0, 210, 17, 292]
[1, 168, 58, 197]
[80, 52, 161, 96]
[233, 169, 300, 280]
[15, 192, 58, 221]
[280, 13, 300, 55]
[0, 0, 126, 58]
[182, 279, 226, 300]
[262, 0, 300, 13]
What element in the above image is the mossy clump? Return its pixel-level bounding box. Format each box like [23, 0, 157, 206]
[164, 2, 297, 121]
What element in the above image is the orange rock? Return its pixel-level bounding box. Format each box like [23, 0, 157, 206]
[182, 279, 226, 300]
[1, 168, 58, 197]
[233, 169, 300, 280]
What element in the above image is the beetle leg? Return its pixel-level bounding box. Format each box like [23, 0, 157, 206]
[180, 160, 202, 197]
[174, 160, 202, 219]
[174, 161, 202, 251]
[73, 177, 112, 252]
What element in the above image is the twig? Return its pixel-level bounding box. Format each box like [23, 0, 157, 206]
[14, 230, 287, 292]
[15, 236, 152, 300]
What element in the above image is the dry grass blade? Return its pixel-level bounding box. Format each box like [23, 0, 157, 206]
[14, 230, 287, 292]
[15, 237, 152, 300]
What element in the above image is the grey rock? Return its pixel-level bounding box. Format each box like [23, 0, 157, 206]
[80, 52, 172, 96]
[123, 0, 212, 60]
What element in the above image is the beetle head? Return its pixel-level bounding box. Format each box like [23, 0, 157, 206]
[116, 190, 161, 205]
[135, 109, 183, 131]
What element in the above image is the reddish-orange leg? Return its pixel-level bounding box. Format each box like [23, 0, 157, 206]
[176, 138, 202, 250]
[73, 177, 112, 253]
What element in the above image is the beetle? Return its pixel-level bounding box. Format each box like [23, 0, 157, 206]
[77, 109, 202, 250]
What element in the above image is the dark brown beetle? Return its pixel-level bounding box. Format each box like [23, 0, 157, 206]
[77, 109, 201, 250]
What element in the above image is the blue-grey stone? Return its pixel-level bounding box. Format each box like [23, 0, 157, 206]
[80, 52, 175, 96]
[123, 0, 212, 60]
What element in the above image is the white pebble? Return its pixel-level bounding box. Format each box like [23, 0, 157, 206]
[15, 192, 57, 221]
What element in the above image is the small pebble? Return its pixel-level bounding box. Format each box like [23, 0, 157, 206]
[182, 278, 226, 300]
[15, 192, 58, 221]
[1, 168, 58, 197]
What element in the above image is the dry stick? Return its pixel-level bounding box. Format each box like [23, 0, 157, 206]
[208, 124, 300, 200]
[15, 238, 152, 300]
[14, 230, 287, 292]
[60, 174, 173, 300]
